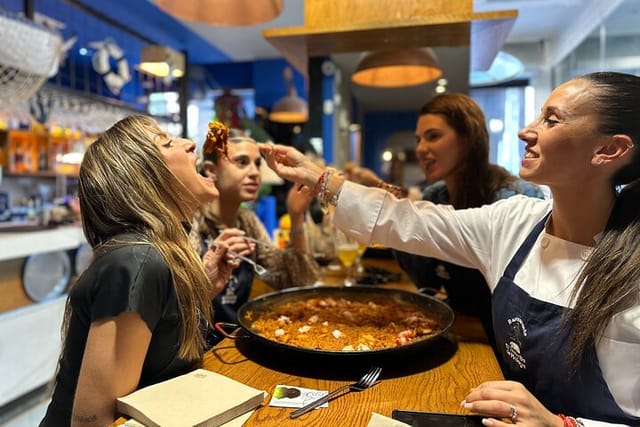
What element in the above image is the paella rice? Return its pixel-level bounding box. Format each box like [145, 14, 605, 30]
[248, 296, 441, 351]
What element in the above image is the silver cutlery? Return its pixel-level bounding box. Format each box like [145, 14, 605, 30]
[289, 366, 382, 419]
[240, 235, 271, 247]
[205, 238, 268, 276]
[213, 228, 270, 248]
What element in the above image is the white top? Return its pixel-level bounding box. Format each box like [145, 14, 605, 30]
[334, 181, 640, 426]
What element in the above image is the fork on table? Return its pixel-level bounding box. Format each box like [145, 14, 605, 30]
[289, 366, 383, 419]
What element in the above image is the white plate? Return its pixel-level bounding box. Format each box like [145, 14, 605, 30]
[23, 251, 71, 302]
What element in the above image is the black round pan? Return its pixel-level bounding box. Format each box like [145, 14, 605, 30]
[217, 285, 455, 360]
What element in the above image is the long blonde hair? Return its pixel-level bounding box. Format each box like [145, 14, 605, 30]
[73, 115, 213, 360]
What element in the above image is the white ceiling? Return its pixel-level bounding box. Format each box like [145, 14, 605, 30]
[181, 0, 627, 64]
[174, 0, 635, 111]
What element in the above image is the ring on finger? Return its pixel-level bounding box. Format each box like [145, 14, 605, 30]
[509, 403, 517, 422]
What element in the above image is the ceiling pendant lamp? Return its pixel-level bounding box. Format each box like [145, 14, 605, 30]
[139, 45, 185, 79]
[155, 0, 283, 26]
[269, 67, 308, 124]
[351, 48, 443, 88]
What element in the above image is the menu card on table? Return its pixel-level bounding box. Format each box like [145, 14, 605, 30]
[116, 369, 266, 427]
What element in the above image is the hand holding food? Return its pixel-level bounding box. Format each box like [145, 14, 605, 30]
[258, 143, 323, 189]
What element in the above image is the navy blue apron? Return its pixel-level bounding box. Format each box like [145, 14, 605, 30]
[213, 260, 253, 324]
[492, 213, 639, 424]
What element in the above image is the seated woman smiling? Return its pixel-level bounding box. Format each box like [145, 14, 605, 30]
[189, 129, 318, 344]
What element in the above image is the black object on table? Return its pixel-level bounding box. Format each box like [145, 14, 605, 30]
[357, 266, 401, 285]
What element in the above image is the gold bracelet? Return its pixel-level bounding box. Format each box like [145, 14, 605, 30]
[378, 181, 407, 198]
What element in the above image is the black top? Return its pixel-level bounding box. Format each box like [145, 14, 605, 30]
[40, 234, 193, 426]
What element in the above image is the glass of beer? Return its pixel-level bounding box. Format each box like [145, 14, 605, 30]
[355, 243, 367, 275]
[335, 230, 360, 286]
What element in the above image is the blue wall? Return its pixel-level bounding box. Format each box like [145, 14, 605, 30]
[321, 71, 335, 164]
[363, 111, 417, 176]
[205, 59, 307, 111]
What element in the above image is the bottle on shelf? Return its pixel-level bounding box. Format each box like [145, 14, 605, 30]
[12, 143, 24, 173]
[38, 141, 48, 172]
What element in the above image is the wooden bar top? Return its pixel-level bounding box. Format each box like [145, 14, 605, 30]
[197, 256, 504, 426]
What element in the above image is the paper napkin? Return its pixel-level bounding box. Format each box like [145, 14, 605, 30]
[269, 385, 329, 408]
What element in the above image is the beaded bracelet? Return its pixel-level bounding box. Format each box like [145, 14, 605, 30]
[317, 169, 329, 202]
[329, 182, 343, 206]
[558, 414, 584, 427]
[376, 180, 407, 198]
[317, 167, 338, 214]
[314, 172, 325, 196]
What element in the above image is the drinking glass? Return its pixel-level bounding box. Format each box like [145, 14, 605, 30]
[355, 243, 367, 276]
[309, 212, 337, 286]
[335, 230, 360, 286]
[313, 249, 335, 286]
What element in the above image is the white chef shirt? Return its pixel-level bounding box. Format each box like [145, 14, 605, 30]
[334, 181, 640, 425]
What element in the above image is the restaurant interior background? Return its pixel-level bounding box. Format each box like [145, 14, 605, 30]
[1, 0, 640, 425]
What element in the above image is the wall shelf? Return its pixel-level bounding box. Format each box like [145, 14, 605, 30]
[0, 224, 85, 262]
[2, 171, 78, 179]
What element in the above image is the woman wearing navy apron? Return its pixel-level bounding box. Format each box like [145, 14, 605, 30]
[259, 71, 640, 426]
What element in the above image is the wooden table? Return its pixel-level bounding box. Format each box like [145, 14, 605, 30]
[198, 257, 504, 426]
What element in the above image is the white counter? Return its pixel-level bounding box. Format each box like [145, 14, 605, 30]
[0, 225, 86, 261]
[0, 296, 66, 407]
[0, 224, 86, 407]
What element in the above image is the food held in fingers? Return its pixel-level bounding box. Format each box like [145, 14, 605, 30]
[204, 121, 229, 156]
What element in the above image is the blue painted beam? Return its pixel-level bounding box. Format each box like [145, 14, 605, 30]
[46, 0, 230, 64]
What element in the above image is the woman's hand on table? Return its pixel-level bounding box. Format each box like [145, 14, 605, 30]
[461, 380, 563, 426]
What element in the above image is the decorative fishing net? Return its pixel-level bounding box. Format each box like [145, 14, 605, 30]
[0, 10, 62, 105]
